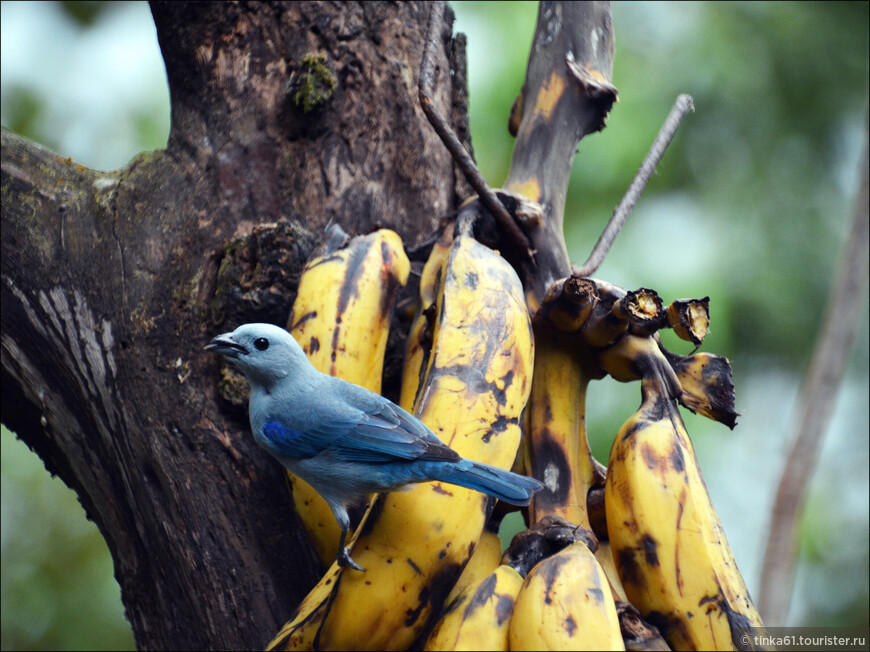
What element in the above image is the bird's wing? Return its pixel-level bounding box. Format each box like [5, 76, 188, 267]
[346, 399, 460, 462]
[260, 418, 343, 459]
[261, 391, 459, 464]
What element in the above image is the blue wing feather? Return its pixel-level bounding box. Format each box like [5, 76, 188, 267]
[260, 390, 457, 463]
[261, 420, 325, 459]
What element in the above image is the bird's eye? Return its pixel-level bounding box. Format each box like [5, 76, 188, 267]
[254, 337, 269, 351]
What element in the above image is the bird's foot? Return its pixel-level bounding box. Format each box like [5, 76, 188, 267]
[337, 546, 366, 572]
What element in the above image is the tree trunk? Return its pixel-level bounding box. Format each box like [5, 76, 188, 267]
[1, 2, 469, 649]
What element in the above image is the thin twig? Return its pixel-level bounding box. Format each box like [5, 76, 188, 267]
[574, 94, 694, 277]
[758, 127, 870, 625]
[418, 1, 533, 259]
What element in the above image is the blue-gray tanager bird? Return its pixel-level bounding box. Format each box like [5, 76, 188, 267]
[206, 323, 543, 571]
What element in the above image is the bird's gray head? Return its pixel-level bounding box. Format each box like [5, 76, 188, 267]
[205, 323, 310, 386]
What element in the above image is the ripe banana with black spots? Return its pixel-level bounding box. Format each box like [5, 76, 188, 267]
[288, 225, 410, 391]
[508, 277, 628, 650]
[525, 320, 601, 529]
[596, 542, 672, 651]
[509, 532, 625, 650]
[605, 376, 766, 651]
[425, 562, 524, 651]
[399, 228, 453, 412]
[525, 275, 610, 528]
[595, 539, 629, 603]
[268, 223, 535, 651]
[443, 519, 504, 610]
[283, 226, 410, 568]
[425, 515, 583, 652]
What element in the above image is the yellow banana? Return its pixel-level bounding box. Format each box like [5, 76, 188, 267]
[605, 377, 766, 651]
[595, 539, 629, 604]
[270, 225, 535, 651]
[424, 563, 524, 652]
[525, 275, 608, 528]
[399, 229, 453, 412]
[283, 227, 411, 568]
[443, 520, 504, 609]
[509, 537, 625, 650]
[526, 322, 600, 529]
[425, 514, 585, 652]
[288, 226, 410, 390]
[512, 276, 627, 650]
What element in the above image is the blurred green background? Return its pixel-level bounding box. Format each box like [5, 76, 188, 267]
[1, 1, 867, 648]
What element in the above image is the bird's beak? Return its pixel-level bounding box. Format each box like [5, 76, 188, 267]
[205, 333, 248, 358]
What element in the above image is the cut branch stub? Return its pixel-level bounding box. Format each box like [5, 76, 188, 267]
[666, 297, 711, 346]
[533, 275, 737, 428]
[503, 1, 618, 308]
[613, 287, 666, 337]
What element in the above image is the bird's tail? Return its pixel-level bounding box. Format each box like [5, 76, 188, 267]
[431, 459, 544, 506]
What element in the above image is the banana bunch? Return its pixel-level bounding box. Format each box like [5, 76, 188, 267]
[555, 279, 766, 651]
[511, 275, 764, 651]
[254, 213, 762, 651]
[268, 219, 535, 650]
[284, 225, 411, 568]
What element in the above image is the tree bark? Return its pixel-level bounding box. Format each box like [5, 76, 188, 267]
[1, 2, 467, 649]
[2, 1, 621, 648]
